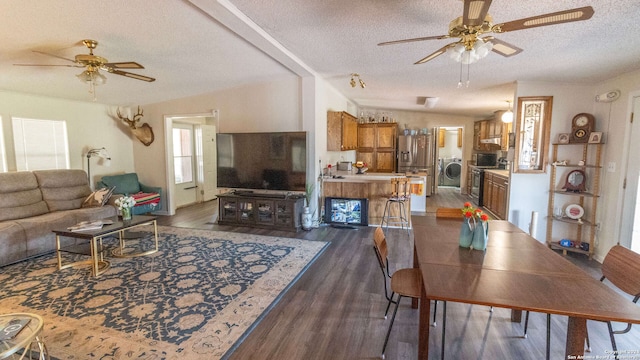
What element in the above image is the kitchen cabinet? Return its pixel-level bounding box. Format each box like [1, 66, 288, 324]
[546, 143, 602, 259]
[482, 170, 509, 220]
[327, 111, 358, 151]
[357, 123, 397, 173]
[473, 117, 511, 151]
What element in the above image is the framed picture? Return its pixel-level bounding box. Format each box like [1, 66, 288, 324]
[557, 133, 570, 144]
[589, 132, 603, 144]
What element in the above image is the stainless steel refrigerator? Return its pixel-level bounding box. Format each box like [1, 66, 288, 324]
[397, 132, 435, 196]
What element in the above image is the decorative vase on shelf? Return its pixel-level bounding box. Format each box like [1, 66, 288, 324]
[459, 218, 474, 248]
[471, 221, 489, 251]
[121, 207, 132, 221]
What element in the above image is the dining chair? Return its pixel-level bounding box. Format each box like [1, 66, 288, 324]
[372, 227, 422, 359]
[592, 245, 640, 359]
[380, 177, 411, 235]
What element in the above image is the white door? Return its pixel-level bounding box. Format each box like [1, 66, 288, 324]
[198, 124, 217, 201]
[621, 96, 640, 252]
[173, 123, 198, 208]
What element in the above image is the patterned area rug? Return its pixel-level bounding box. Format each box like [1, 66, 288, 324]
[0, 226, 328, 359]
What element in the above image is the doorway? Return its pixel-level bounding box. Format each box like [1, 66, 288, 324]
[172, 123, 197, 208]
[620, 95, 640, 252]
[164, 113, 218, 215]
[437, 127, 463, 189]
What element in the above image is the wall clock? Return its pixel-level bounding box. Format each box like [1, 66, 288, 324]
[570, 113, 595, 143]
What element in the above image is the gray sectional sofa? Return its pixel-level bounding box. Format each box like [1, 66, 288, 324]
[0, 169, 116, 266]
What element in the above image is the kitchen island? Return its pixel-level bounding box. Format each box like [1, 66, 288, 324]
[322, 171, 425, 226]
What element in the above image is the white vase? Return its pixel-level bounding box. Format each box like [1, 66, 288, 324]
[302, 206, 313, 230]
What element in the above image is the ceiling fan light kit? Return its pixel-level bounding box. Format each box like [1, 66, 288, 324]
[15, 39, 155, 101]
[379, 1, 594, 84]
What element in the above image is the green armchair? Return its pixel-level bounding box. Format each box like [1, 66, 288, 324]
[97, 173, 162, 215]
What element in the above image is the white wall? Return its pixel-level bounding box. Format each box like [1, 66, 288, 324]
[139, 76, 301, 213]
[591, 68, 640, 260]
[509, 82, 594, 239]
[0, 90, 135, 186]
[509, 71, 640, 261]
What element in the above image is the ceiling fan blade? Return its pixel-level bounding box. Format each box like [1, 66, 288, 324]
[378, 35, 450, 46]
[488, 37, 523, 57]
[104, 61, 145, 69]
[32, 50, 77, 63]
[109, 69, 156, 82]
[463, 0, 493, 27]
[13, 63, 82, 67]
[493, 6, 594, 33]
[414, 43, 456, 65]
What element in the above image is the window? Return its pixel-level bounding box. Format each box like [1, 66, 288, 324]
[12, 117, 69, 171]
[173, 127, 193, 184]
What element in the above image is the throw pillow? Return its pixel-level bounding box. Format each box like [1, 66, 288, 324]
[81, 186, 116, 208]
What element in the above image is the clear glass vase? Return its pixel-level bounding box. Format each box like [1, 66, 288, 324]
[121, 207, 132, 221]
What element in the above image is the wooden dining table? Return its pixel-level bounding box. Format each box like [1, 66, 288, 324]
[411, 215, 640, 359]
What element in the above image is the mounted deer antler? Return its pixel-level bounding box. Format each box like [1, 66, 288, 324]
[116, 106, 154, 146]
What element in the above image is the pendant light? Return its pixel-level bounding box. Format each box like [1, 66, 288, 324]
[502, 100, 514, 123]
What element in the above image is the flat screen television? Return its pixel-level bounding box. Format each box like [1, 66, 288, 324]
[217, 131, 307, 192]
[324, 197, 369, 227]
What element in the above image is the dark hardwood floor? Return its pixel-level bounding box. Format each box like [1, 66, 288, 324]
[156, 188, 639, 360]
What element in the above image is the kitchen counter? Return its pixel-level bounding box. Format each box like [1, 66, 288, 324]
[484, 169, 510, 178]
[322, 171, 426, 225]
[323, 171, 425, 184]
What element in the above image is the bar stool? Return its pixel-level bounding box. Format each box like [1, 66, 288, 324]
[380, 177, 411, 234]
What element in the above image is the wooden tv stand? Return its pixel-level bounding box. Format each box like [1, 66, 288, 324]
[217, 192, 305, 232]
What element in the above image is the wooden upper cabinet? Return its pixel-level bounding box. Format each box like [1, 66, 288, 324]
[327, 111, 358, 151]
[376, 123, 397, 150]
[356, 123, 397, 173]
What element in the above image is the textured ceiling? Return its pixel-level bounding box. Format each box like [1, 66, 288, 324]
[1, 0, 639, 118]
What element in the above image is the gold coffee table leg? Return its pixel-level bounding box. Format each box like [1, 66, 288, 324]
[112, 220, 159, 258]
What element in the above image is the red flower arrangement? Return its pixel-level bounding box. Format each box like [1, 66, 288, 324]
[461, 202, 489, 222]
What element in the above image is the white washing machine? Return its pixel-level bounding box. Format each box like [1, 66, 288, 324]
[440, 158, 462, 187]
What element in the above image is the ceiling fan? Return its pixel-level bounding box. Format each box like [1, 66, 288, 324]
[378, 0, 594, 65]
[15, 39, 156, 83]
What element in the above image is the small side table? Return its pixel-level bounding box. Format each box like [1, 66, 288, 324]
[0, 313, 48, 360]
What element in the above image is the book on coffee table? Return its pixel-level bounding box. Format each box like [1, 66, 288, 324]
[67, 219, 114, 232]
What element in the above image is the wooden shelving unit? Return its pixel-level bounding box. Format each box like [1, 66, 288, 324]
[546, 143, 602, 259]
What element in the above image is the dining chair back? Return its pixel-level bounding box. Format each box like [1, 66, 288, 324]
[593, 245, 640, 359]
[435, 207, 462, 219]
[372, 227, 422, 359]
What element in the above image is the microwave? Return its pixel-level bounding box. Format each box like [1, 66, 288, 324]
[473, 153, 497, 167]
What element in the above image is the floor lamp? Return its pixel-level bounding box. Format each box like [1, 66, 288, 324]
[87, 148, 111, 189]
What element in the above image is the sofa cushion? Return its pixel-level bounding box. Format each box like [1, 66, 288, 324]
[82, 186, 116, 208]
[0, 172, 49, 221]
[34, 170, 92, 212]
[99, 173, 142, 195]
[68, 206, 117, 223]
[15, 211, 79, 257]
[0, 221, 27, 266]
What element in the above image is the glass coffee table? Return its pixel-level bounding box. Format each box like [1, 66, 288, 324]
[52, 215, 158, 276]
[0, 313, 48, 360]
